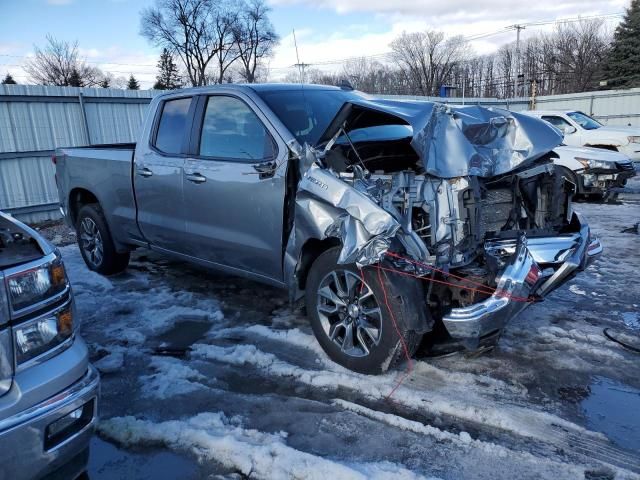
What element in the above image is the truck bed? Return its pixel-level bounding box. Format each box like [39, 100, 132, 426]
[55, 143, 140, 247]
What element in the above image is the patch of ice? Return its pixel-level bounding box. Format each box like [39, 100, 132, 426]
[59, 245, 114, 291]
[94, 351, 124, 374]
[569, 284, 587, 296]
[191, 343, 604, 446]
[140, 356, 208, 399]
[621, 311, 640, 330]
[120, 330, 146, 345]
[98, 412, 429, 480]
[332, 399, 585, 477]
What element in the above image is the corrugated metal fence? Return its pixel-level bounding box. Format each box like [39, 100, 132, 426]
[1, 84, 640, 224]
[0, 84, 157, 223]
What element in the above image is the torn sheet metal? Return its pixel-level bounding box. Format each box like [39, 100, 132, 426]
[293, 163, 399, 266]
[317, 99, 563, 178]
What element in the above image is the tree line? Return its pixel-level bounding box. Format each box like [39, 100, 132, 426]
[292, 1, 640, 97]
[297, 18, 621, 98]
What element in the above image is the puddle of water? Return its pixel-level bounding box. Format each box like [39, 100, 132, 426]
[581, 377, 640, 452]
[86, 436, 206, 479]
[152, 317, 212, 354]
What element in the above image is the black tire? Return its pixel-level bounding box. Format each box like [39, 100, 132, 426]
[76, 203, 130, 275]
[305, 247, 422, 375]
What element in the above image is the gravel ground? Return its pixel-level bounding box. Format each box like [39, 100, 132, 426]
[36, 178, 640, 480]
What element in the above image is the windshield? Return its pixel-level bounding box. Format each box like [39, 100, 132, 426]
[567, 111, 602, 130]
[256, 89, 364, 145]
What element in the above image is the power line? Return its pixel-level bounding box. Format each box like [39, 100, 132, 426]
[271, 11, 624, 71]
[0, 11, 625, 77]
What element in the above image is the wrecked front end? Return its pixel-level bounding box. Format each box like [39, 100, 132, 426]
[285, 100, 602, 349]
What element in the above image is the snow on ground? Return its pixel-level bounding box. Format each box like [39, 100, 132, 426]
[98, 413, 430, 480]
[52, 177, 640, 480]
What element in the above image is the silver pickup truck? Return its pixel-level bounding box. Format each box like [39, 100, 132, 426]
[0, 212, 99, 479]
[55, 84, 602, 374]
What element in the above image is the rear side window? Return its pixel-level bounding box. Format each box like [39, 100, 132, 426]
[541, 115, 572, 129]
[199, 96, 274, 161]
[154, 97, 191, 154]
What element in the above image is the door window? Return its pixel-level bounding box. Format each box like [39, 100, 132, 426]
[199, 96, 274, 161]
[541, 115, 573, 130]
[154, 97, 192, 154]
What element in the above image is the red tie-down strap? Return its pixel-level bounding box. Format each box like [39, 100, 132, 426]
[371, 251, 538, 400]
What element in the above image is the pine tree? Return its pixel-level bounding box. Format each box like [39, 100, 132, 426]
[154, 49, 181, 90]
[127, 74, 140, 90]
[604, 0, 640, 88]
[1, 73, 17, 84]
[68, 68, 83, 87]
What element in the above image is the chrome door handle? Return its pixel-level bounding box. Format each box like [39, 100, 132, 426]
[137, 167, 153, 178]
[185, 173, 206, 184]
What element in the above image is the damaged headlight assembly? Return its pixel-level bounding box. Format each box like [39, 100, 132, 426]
[575, 157, 616, 171]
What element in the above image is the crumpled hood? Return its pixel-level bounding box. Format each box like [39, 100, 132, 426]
[318, 98, 563, 178]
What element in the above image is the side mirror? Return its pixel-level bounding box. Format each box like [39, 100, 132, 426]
[560, 125, 577, 135]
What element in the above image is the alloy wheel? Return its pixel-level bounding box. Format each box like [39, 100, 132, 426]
[79, 217, 104, 267]
[316, 269, 382, 357]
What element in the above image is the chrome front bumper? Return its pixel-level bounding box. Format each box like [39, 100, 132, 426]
[442, 213, 602, 343]
[0, 365, 99, 480]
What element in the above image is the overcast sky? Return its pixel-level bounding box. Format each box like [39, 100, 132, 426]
[0, 0, 629, 87]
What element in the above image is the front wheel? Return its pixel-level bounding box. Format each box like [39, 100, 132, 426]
[76, 204, 130, 275]
[305, 247, 423, 374]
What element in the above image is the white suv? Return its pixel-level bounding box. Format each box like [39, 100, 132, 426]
[524, 110, 640, 162]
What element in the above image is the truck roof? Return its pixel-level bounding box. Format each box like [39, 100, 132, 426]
[156, 83, 345, 98]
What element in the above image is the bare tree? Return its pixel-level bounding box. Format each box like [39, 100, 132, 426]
[141, 0, 223, 86]
[233, 0, 278, 83]
[24, 35, 103, 87]
[390, 30, 468, 96]
[210, 6, 241, 84]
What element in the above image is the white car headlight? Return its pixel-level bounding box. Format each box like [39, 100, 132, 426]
[6, 258, 67, 311]
[14, 304, 74, 364]
[574, 157, 616, 171]
[628, 136, 640, 144]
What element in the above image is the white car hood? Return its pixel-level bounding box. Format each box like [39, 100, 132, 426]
[596, 125, 640, 135]
[555, 145, 630, 163]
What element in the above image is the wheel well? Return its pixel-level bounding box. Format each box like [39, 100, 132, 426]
[68, 188, 99, 225]
[296, 237, 341, 290]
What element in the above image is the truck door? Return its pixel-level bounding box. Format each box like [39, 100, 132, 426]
[134, 95, 194, 253]
[182, 94, 287, 282]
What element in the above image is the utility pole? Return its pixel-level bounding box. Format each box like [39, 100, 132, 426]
[292, 29, 310, 84]
[529, 79, 537, 110]
[509, 24, 525, 98]
[293, 62, 310, 83]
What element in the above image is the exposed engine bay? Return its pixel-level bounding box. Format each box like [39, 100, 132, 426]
[285, 98, 582, 323]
